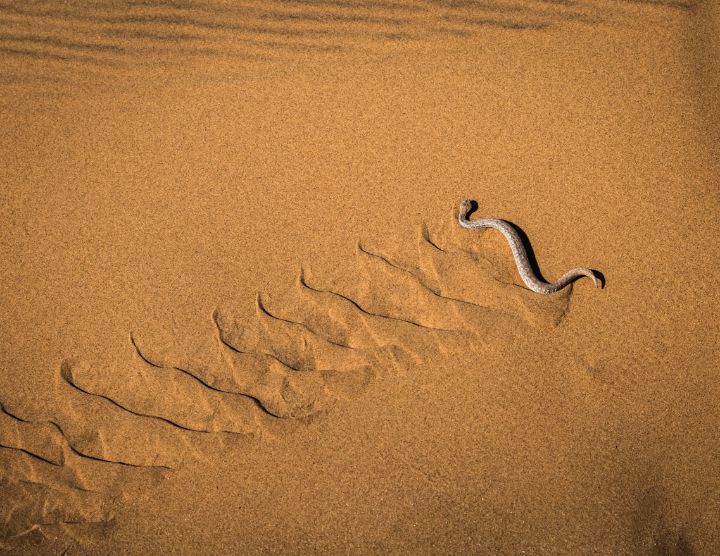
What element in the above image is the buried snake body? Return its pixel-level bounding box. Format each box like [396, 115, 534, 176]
[457, 200, 600, 295]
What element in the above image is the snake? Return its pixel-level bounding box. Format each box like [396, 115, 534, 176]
[457, 199, 600, 295]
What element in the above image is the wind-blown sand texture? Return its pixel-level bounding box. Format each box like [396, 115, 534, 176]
[1, 0, 719, 554]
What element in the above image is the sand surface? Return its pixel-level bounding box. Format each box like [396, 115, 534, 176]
[1, 1, 719, 554]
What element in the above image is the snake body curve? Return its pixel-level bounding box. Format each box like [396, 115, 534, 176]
[457, 200, 600, 295]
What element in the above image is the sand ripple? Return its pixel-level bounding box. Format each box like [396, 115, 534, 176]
[0, 0, 695, 100]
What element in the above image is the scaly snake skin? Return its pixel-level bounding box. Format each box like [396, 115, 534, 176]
[458, 200, 600, 295]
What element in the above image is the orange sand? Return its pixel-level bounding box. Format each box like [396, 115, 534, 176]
[1, 1, 719, 554]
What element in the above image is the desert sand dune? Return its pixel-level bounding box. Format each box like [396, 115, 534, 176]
[1, 0, 719, 553]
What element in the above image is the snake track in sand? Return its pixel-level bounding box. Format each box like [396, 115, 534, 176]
[458, 200, 600, 295]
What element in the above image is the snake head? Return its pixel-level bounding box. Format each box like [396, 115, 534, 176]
[458, 199, 476, 220]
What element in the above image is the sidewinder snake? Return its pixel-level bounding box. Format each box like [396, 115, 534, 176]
[457, 199, 600, 295]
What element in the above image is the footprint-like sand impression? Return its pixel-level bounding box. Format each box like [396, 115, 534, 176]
[1, 211, 597, 550]
[1, 402, 136, 550]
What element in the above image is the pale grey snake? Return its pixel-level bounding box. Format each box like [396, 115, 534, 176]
[458, 200, 600, 295]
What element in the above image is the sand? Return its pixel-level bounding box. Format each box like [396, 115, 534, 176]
[1, 0, 719, 554]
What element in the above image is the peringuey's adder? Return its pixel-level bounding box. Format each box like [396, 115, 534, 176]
[457, 200, 601, 295]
